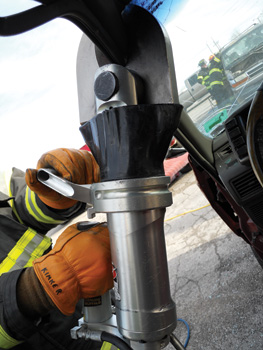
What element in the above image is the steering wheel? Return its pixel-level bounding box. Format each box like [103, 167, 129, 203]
[246, 82, 263, 186]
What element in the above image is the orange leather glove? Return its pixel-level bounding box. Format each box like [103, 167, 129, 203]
[25, 148, 100, 209]
[33, 222, 113, 316]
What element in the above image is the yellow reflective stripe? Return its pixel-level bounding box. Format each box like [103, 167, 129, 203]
[0, 229, 36, 274]
[210, 80, 224, 86]
[209, 68, 222, 74]
[25, 187, 64, 225]
[101, 342, 119, 350]
[101, 342, 112, 350]
[214, 57, 220, 62]
[24, 235, 51, 267]
[0, 228, 51, 274]
[0, 326, 22, 348]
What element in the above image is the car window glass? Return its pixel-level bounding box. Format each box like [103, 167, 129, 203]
[133, 0, 263, 138]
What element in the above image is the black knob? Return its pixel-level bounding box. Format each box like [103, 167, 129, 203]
[94, 71, 118, 101]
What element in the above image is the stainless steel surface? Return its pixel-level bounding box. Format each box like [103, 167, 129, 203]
[37, 168, 93, 205]
[77, 35, 98, 124]
[37, 171, 172, 213]
[71, 325, 102, 342]
[83, 291, 112, 324]
[108, 208, 176, 341]
[92, 177, 172, 213]
[95, 64, 138, 113]
[77, 315, 123, 339]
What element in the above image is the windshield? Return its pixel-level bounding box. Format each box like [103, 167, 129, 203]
[133, 0, 263, 138]
[1, 0, 263, 162]
[221, 25, 263, 69]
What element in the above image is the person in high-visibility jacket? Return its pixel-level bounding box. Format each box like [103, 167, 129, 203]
[197, 59, 218, 102]
[197, 59, 211, 91]
[208, 54, 228, 107]
[0, 148, 113, 350]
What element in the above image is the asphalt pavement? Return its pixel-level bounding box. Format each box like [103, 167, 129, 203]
[165, 170, 263, 350]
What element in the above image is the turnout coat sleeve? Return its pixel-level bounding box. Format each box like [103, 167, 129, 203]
[0, 167, 86, 349]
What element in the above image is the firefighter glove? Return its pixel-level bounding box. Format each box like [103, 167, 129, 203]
[25, 148, 100, 209]
[33, 223, 113, 316]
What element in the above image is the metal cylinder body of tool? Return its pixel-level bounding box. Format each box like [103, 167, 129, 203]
[83, 291, 112, 323]
[109, 209, 176, 341]
[79, 50, 182, 347]
[89, 177, 177, 343]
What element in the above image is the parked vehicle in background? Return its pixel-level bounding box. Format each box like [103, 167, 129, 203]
[179, 71, 210, 109]
[220, 22, 263, 102]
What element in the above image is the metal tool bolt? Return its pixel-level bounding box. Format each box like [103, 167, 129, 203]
[94, 71, 118, 101]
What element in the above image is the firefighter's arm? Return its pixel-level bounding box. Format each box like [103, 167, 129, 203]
[0, 223, 112, 348]
[197, 74, 203, 85]
[9, 148, 100, 232]
[18, 222, 113, 317]
[0, 269, 35, 348]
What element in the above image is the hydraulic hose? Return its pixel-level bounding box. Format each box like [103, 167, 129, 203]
[170, 333, 186, 350]
[101, 332, 133, 350]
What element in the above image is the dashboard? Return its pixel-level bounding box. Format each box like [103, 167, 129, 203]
[213, 100, 263, 229]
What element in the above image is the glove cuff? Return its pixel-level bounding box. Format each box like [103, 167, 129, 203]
[33, 253, 79, 315]
[17, 267, 55, 319]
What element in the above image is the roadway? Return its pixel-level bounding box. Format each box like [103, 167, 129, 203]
[166, 170, 263, 350]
